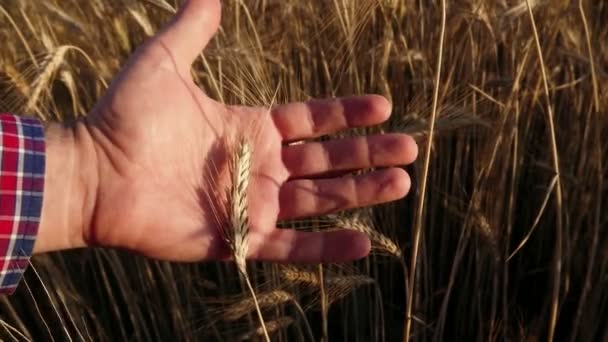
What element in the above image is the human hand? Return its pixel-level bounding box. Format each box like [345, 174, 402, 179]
[37, 0, 418, 263]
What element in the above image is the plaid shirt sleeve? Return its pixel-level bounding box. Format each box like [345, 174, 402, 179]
[0, 114, 45, 294]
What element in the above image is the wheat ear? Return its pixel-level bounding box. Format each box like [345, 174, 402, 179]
[280, 266, 375, 306]
[216, 288, 314, 341]
[25, 46, 70, 113]
[334, 215, 402, 258]
[226, 138, 270, 342]
[220, 290, 293, 322]
[227, 138, 252, 273]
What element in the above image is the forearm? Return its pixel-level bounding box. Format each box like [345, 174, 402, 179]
[35, 121, 98, 253]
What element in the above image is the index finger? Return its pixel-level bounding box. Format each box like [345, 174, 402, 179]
[271, 95, 392, 142]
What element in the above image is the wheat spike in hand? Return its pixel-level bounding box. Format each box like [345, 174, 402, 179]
[35, 0, 419, 264]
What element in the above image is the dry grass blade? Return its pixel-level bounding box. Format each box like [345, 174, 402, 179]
[508, 175, 558, 261]
[502, 0, 539, 18]
[525, 1, 565, 340]
[570, 2, 603, 340]
[24, 262, 73, 341]
[40, 2, 86, 35]
[128, 5, 154, 37]
[0, 5, 37, 68]
[143, 0, 176, 13]
[0, 319, 31, 342]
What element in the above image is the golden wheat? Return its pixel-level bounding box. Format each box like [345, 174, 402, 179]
[128, 5, 155, 37]
[25, 45, 70, 113]
[226, 138, 253, 274]
[280, 266, 375, 307]
[223, 137, 270, 342]
[334, 214, 402, 258]
[238, 316, 294, 341]
[219, 290, 294, 322]
[3, 64, 30, 97]
[395, 107, 487, 141]
[280, 266, 321, 287]
[0, 1, 606, 340]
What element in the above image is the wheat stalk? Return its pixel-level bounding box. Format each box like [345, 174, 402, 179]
[223, 137, 270, 342]
[59, 70, 82, 116]
[525, 1, 564, 340]
[405, 0, 447, 339]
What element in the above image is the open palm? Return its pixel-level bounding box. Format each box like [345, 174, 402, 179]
[84, 0, 417, 263]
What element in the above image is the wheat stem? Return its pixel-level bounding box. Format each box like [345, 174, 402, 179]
[0, 5, 37, 68]
[318, 264, 328, 342]
[525, 2, 564, 341]
[404, 0, 447, 340]
[241, 274, 271, 342]
[569, 3, 602, 341]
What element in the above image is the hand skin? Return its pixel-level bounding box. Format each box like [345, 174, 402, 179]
[35, 0, 418, 263]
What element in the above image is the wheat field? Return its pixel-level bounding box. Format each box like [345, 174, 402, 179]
[1, 0, 607, 341]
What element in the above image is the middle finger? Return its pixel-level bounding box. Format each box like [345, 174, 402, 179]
[282, 133, 417, 179]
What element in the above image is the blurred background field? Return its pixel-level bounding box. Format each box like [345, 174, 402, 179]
[0, 0, 607, 341]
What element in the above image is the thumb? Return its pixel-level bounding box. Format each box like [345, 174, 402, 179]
[154, 0, 221, 69]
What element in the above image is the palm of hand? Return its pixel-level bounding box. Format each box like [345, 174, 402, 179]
[84, 0, 417, 263]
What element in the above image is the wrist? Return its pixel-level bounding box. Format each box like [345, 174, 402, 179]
[35, 120, 98, 253]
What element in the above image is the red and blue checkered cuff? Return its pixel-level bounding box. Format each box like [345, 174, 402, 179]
[0, 114, 45, 294]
